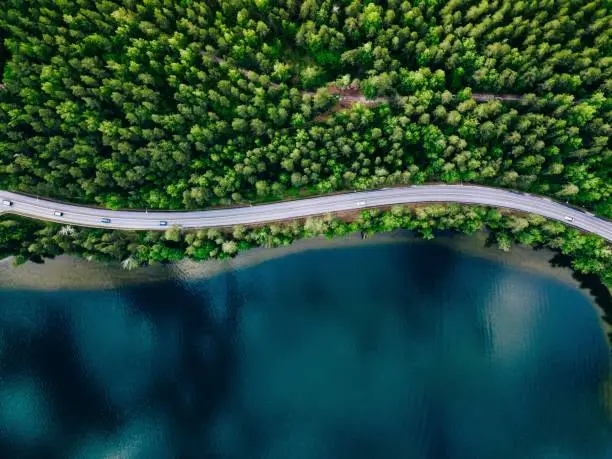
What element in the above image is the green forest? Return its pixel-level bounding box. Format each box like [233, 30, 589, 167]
[0, 0, 610, 284]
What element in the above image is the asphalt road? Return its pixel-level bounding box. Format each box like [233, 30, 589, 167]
[1, 185, 611, 242]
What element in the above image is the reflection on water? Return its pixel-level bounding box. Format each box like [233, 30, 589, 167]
[0, 242, 610, 459]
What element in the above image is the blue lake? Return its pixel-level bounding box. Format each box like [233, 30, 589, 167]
[0, 241, 610, 458]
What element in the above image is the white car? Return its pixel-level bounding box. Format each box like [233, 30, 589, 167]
[356, 200, 367, 206]
[53, 210, 63, 217]
[564, 216, 574, 222]
[2, 200, 12, 206]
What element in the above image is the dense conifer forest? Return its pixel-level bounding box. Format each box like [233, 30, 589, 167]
[0, 0, 610, 284]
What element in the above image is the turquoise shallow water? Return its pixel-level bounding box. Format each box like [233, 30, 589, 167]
[0, 241, 610, 458]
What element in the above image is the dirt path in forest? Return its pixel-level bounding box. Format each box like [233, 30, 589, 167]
[0, 53, 540, 107]
[209, 54, 527, 109]
[0, 52, 572, 108]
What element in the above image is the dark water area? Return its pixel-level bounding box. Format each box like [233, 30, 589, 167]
[0, 242, 611, 458]
[548, 252, 612, 344]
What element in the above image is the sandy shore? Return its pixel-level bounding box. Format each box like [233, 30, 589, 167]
[0, 256, 13, 266]
[0, 230, 597, 291]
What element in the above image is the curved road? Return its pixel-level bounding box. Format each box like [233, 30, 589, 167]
[0, 185, 611, 242]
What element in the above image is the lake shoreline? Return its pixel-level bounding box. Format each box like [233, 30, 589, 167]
[1, 230, 610, 343]
[0, 230, 598, 290]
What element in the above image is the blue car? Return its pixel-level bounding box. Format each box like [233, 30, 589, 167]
[100, 218, 111, 224]
[159, 221, 168, 226]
